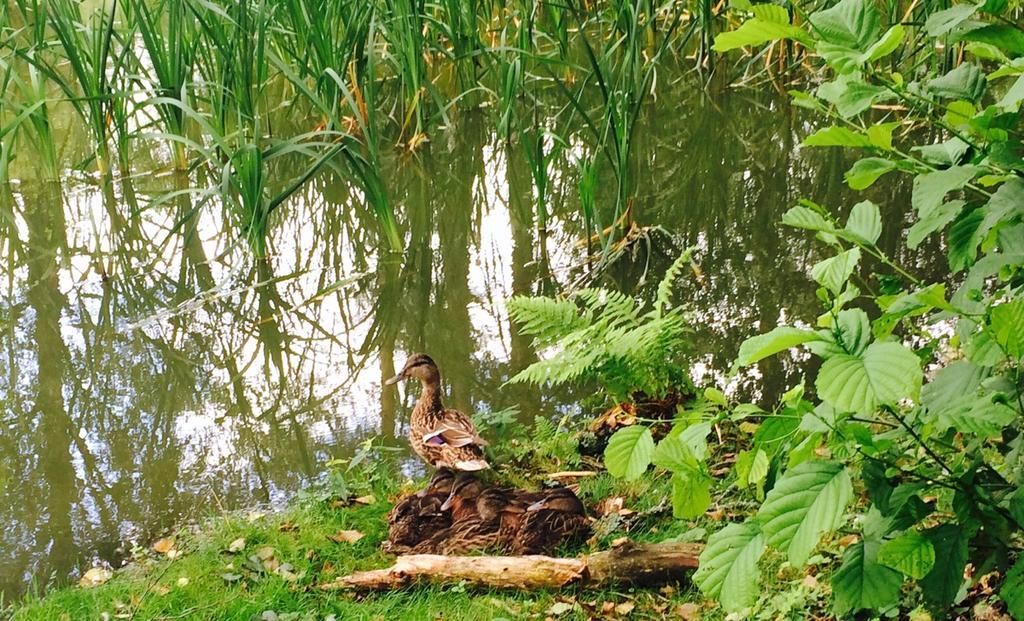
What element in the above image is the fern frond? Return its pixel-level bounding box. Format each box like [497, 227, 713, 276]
[506, 296, 586, 343]
[655, 246, 697, 316]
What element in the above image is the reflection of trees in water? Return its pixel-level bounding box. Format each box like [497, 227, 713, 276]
[0, 82, 952, 599]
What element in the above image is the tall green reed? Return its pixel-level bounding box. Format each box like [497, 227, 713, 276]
[133, 0, 198, 169]
[32, 0, 132, 178]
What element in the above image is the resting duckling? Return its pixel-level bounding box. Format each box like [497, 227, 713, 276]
[385, 354, 490, 471]
[439, 473, 486, 522]
[508, 487, 590, 555]
[384, 469, 455, 554]
[414, 488, 525, 555]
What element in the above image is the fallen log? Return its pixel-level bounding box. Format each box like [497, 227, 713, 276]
[320, 541, 703, 591]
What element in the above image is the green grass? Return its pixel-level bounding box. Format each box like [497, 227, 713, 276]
[9, 467, 721, 621]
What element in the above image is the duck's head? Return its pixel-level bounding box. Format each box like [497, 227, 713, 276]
[415, 468, 455, 498]
[476, 488, 526, 521]
[526, 488, 586, 514]
[385, 353, 440, 386]
[440, 473, 484, 512]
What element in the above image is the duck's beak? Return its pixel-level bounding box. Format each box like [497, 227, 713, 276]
[384, 373, 404, 386]
[527, 499, 549, 512]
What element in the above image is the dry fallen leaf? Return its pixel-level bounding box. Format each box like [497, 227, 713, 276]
[152, 538, 175, 554]
[327, 529, 365, 544]
[611, 536, 630, 548]
[278, 521, 298, 532]
[79, 567, 112, 588]
[228, 538, 246, 553]
[166, 549, 182, 560]
[836, 534, 859, 548]
[601, 601, 616, 614]
[802, 574, 819, 589]
[615, 601, 636, 615]
[175, 577, 189, 587]
[675, 603, 700, 620]
[595, 497, 625, 517]
[151, 584, 171, 596]
[354, 495, 377, 505]
[547, 601, 575, 616]
[705, 508, 726, 521]
[255, 546, 276, 561]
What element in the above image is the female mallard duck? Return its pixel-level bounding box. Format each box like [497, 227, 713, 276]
[508, 487, 590, 555]
[384, 469, 455, 554]
[385, 354, 489, 471]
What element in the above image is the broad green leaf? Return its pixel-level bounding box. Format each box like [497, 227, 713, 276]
[924, 2, 979, 36]
[832, 541, 903, 614]
[603, 426, 654, 480]
[934, 395, 1017, 436]
[680, 422, 712, 460]
[865, 24, 905, 61]
[809, 0, 880, 51]
[990, 298, 1024, 358]
[921, 360, 989, 410]
[845, 158, 896, 190]
[907, 200, 964, 248]
[949, 178, 1024, 271]
[736, 448, 770, 489]
[919, 524, 968, 608]
[712, 18, 811, 51]
[694, 521, 766, 612]
[735, 326, 823, 366]
[815, 75, 888, 116]
[652, 434, 699, 473]
[781, 205, 836, 232]
[845, 200, 882, 244]
[965, 328, 1007, 365]
[948, 207, 986, 272]
[913, 137, 970, 167]
[944, 99, 977, 127]
[751, 3, 788, 22]
[1001, 556, 1024, 619]
[757, 461, 853, 565]
[876, 529, 935, 578]
[997, 75, 1024, 111]
[802, 125, 872, 147]
[959, 24, 1024, 56]
[816, 341, 922, 414]
[927, 63, 986, 102]
[911, 165, 979, 220]
[866, 122, 897, 150]
[671, 471, 712, 519]
[811, 248, 861, 294]
[835, 308, 871, 355]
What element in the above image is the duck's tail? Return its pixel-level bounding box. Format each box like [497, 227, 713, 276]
[453, 459, 490, 471]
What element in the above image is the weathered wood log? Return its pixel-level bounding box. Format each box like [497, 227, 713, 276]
[320, 541, 703, 592]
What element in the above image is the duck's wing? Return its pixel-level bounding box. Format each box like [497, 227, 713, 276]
[422, 409, 489, 447]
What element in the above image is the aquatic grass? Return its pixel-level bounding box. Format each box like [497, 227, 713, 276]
[30, 0, 133, 178]
[553, 0, 686, 261]
[133, 0, 198, 169]
[379, 0, 431, 141]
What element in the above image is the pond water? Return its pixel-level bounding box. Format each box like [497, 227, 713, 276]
[0, 80, 941, 598]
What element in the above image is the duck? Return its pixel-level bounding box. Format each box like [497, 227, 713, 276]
[507, 487, 591, 555]
[384, 469, 455, 554]
[412, 487, 525, 555]
[385, 353, 490, 471]
[439, 473, 486, 522]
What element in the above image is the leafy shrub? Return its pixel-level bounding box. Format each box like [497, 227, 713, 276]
[696, 0, 1024, 617]
[505, 249, 696, 404]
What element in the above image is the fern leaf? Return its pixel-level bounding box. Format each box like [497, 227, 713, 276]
[656, 247, 697, 316]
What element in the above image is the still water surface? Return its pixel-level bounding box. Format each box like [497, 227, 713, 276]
[0, 83, 939, 597]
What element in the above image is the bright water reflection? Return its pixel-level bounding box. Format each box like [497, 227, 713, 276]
[0, 84, 942, 597]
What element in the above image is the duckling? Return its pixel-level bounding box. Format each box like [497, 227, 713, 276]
[384, 469, 455, 554]
[439, 473, 486, 522]
[385, 354, 490, 471]
[414, 488, 525, 555]
[508, 487, 590, 555]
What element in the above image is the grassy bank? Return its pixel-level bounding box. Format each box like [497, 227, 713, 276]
[8, 464, 715, 621]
